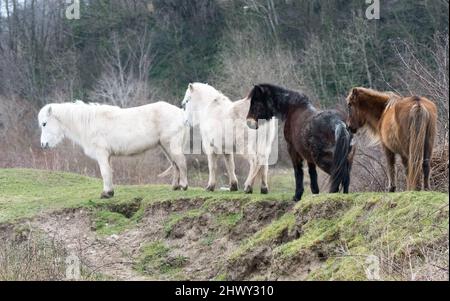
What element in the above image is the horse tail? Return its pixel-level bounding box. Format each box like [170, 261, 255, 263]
[330, 122, 352, 193]
[407, 97, 431, 190]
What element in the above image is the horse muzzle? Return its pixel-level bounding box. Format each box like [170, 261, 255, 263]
[247, 118, 258, 130]
[41, 142, 50, 149]
[348, 127, 358, 134]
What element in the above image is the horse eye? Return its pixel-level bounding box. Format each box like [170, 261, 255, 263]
[42, 122, 47, 127]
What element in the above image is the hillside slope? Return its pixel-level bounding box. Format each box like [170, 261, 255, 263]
[0, 169, 448, 281]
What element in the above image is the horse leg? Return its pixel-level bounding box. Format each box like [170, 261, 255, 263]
[293, 159, 304, 202]
[260, 164, 269, 194]
[401, 156, 409, 177]
[97, 153, 114, 199]
[384, 147, 397, 192]
[244, 158, 257, 194]
[160, 143, 182, 190]
[224, 154, 239, 191]
[172, 153, 188, 191]
[308, 163, 320, 194]
[288, 145, 304, 202]
[206, 153, 218, 192]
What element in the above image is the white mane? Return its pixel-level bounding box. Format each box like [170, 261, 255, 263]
[191, 83, 232, 105]
[49, 101, 120, 130]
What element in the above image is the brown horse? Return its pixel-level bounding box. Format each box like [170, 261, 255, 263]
[246, 84, 355, 202]
[346, 87, 438, 191]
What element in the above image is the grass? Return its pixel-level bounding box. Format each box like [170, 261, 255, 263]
[230, 192, 449, 280]
[135, 241, 188, 277]
[1, 168, 448, 280]
[230, 212, 297, 261]
[93, 210, 133, 236]
[0, 169, 292, 224]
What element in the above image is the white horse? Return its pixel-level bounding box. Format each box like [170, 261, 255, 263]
[38, 101, 188, 198]
[182, 83, 277, 194]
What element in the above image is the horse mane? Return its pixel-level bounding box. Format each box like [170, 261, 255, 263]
[51, 101, 120, 130]
[192, 83, 232, 104]
[354, 87, 399, 105]
[249, 84, 311, 120]
[251, 84, 311, 107]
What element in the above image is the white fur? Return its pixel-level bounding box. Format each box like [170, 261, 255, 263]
[182, 83, 277, 192]
[38, 101, 188, 196]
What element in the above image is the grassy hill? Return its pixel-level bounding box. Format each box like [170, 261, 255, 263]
[0, 169, 448, 281]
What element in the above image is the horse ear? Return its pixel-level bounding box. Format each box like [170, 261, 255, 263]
[254, 85, 264, 95]
[189, 83, 194, 92]
[352, 88, 359, 97]
[47, 106, 53, 116]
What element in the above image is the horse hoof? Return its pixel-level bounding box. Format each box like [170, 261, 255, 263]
[181, 186, 188, 191]
[292, 197, 300, 203]
[173, 185, 181, 191]
[244, 186, 253, 194]
[388, 186, 396, 193]
[261, 187, 269, 195]
[230, 182, 239, 192]
[101, 191, 114, 199]
[206, 185, 215, 192]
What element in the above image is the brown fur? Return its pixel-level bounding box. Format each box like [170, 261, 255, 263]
[347, 87, 438, 191]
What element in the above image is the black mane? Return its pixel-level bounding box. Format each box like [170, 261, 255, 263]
[249, 84, 312, 120]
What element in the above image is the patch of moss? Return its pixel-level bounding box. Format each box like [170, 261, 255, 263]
[229, 191, 448, 281]
[214, 273, 228, 281]
[135, 241, 187, 276]
[164, 209, 203, 236]
[274, 219, 339, 259]
[93, 210, 132, 236]
[217, 212, 243, 229]
[230, 212, 296, 261]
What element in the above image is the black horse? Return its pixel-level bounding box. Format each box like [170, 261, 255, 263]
[246, 84, 355, 202]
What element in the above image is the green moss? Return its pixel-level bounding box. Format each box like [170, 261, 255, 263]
[229, 191, 448, 281]
[164, 209, 203, 236]
[217, 212, 243, 229]
[310, 255, 368, 281]
[93, 211, 132, 236]
[135, 241, 187, 276]
[275, 219, 339, 259]
[230, 212, 296, 261]
[214, 273, 228, 281]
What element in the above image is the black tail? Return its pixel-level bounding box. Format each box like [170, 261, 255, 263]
[330, 123, 352, 193]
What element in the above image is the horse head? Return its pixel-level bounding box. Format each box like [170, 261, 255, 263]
[38, 104, 65, 149]
[246, 85, 274, 130]
[346, 88, 367, 134]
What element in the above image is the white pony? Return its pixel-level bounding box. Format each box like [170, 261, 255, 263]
[38, 101, 188, 198]
[182, 83, 277, 194]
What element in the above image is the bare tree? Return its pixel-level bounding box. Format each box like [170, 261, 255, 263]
[90, 29, 156, 107]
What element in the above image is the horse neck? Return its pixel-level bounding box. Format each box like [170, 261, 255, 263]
[193, 93, 233, 119]
[272, 93, 313, 121]
[54, 104, 90, 146]
[358, 92, 390, 130]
